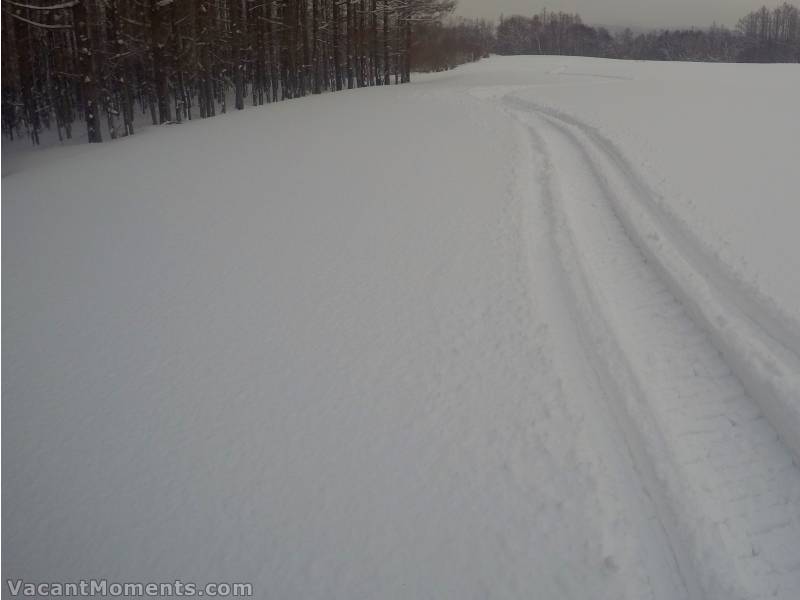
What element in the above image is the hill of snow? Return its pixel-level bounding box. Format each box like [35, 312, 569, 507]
[4, 56, 800, 599]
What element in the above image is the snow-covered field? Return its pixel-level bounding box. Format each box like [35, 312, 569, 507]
[3, 56, 800, 599]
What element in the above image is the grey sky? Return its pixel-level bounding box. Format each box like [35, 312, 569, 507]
[455, 1, 775, 29]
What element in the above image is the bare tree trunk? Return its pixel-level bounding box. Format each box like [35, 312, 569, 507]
[346, 0, 354, 88]
[300, 0, 310, 96]
[230, 0, 245, 109]
[358, 0, 365, 86]
[73, 0, 102, 142]
[333, 0, 343, 90]
[13, 8, 41, 144]
[403, 8, 411, 83]
[255, 0, 267, 105]
[312, 0, 321, 93]
[370, 0, 378, 85]
[383, 1, 390, 84]
[170, 2, 185, 122]
[268, 0, 279, 102]
[150, 0, 172, 123]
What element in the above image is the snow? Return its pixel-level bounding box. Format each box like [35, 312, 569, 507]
[3, 56, 800, 599]
[486, 57, 800, 335]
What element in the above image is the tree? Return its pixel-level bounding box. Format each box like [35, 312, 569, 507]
[1, 0, 460, 145]
[74, 0, 103, 142]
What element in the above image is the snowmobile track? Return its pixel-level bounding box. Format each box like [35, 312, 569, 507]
[505, 98, 800, 600]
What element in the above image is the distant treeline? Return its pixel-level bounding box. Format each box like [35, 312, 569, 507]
[407, 2, 800, 74]
[412, 18, 493, 71]
[494, 3, 800, 63]
[1, 0, 456, 145]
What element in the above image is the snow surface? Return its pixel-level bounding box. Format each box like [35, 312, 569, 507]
[3, 56, 800, 599]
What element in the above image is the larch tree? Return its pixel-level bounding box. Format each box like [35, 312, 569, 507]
[1, 0, 466, 145]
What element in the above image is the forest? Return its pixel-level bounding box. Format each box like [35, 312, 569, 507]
[495, 3, 800, 63]
[1, 0, 460, 144]
[3, 2, 798, 147]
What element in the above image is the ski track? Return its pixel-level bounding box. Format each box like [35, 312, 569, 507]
[493, 90, 800, 600]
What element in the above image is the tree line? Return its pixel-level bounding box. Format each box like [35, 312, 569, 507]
[1, 0, 458, 145]
[495, 11, 611, 58]
[495, 3, 800, 63]
[411, 17, 492, 72]
[6, 2, 796, 147]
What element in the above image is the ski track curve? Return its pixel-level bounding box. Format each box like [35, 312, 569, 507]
[504, 95, 800, 464]
[494, 90, 800, 600]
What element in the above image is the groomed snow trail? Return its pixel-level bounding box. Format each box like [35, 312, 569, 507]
[496, 93, 800, 600]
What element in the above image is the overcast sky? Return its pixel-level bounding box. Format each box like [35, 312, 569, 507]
[455, 1, 774, 29]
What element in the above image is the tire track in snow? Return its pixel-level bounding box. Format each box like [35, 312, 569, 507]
[504, 99, 800, 600]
